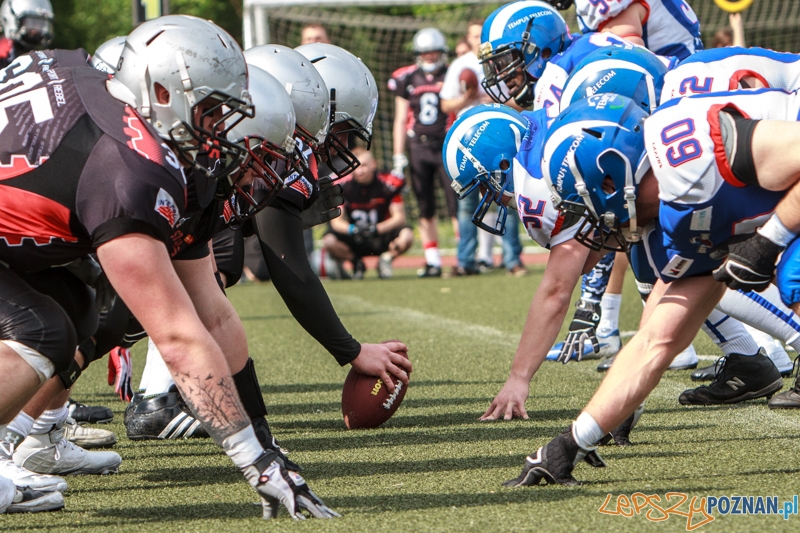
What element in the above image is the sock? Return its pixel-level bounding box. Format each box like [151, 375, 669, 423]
[572, 412, 605, 450]
[232, 358, 268, 420]
[5, 412, 34, 444]
[0, 424, 6, 441]
[223, 425, 264, 469]
[477, 212, 497, 262]
[701, 310, 759, 356]
[30, 406, 68, 435]
[423, 242, 441, 267]
[143, 339, 175, 396]
[718, 284, 800, 351]
[597, 294, 622, 337]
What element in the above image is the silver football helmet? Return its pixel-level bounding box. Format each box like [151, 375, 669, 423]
[91, 36, 125, 74]
[243, 44, 330, 151]
[107, 15, 253, 177]
[226, 66, 300, 223]
[0, 0, 53, 49]
[412, 28, 448, 73]
[295, 43, 378, 177]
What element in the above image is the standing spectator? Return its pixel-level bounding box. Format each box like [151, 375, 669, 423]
[323, 148, 413, 279]
[389, 28, 457, 278]
[454, 39, 470, 57]
[439, 20, 526, 277]
[712, 13, 746, 48]
[300, 22, 330, 45]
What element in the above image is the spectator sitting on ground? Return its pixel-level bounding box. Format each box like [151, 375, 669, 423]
[322, 148, 413, 279]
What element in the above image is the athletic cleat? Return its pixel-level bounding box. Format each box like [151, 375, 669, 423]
[768, 357, 800, 409]
[5, 487, 65, 513]
[123, 392, 144, 427]
[377, 252, 393, 279]
[691, 362, 718, 382]
[417, 264, 442, 278]
[125, 390, 208, 440]
[67, 398, 113, 424]
[352, 258, 366, 280]
[598, 344, 698, 372]
[14, 427, 121, 475]
[64, 417, 116, 449]
[679, 350, 783, 405]
[0, 439, 67, 492]
[252, 416, 301, 472]
[599, 404, 643, 447]
[503, 427, 604, 487]
[596, 330, 621, 358]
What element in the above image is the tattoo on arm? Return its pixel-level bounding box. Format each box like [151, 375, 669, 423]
[175, 372, 250, 445]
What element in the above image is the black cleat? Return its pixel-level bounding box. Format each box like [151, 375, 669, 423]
[691, 362, 719, 382]
[417, 264, 442, 278]
[352, 258, 366, 280]
[252, 416, 301, 472]
[504, 427, 604, 487]
[768, 357, 800, 409]
[679, 350, 783, 405]
[67, 399, 113, 424]
[596, 355, 615, 372]
[125, 389, 209, 440]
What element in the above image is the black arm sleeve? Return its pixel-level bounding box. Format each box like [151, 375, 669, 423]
[253, 200, 361, 365]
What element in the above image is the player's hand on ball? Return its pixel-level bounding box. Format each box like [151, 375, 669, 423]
[711, 232, 783, 292]
[480, 375, 529, 421]
[558, 298, 600, 363]
[243, 452, 340, 520]
[350, 341, 412, 393]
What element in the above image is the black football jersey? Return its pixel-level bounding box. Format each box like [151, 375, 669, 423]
[0, 51, 187, 272]
[340, 172, 402, 226]
[388, 64, 448, 138]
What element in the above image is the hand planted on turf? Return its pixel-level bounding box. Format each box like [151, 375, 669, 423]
[480, 376, 529, 421]
[242, 452, 340, 520]
[558, 298, 600, 364]
[300, 176, 344, 230]
[710, 232, 784, 292]
[108, 346, 134, 402]
[350, 341, 412, 394]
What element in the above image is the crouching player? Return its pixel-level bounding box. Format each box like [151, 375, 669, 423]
[323, 147, 413, 279]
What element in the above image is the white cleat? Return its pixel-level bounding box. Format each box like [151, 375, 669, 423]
[64, 417, 117, 449]
[596, 330, 622, 358]
[13, 427, 121, 476]
[669, 343, 699, 370]
[0, 438, 67, 492]
[5, 488, 65, 513]
[378, 252, 393, 279]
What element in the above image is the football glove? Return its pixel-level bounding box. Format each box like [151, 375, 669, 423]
[391, 153, 408, 178]
[300, 176, 344, 230]
[108, 346, 133, 402]
[241, 452, 340, 520]
[711, 232, 784, 292]
[558, 299, 600, 364]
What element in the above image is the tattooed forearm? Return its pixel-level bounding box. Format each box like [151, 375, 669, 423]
[175, 372, 250, 445]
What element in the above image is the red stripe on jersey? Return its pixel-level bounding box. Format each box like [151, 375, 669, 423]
[123, 106, 165, 165]
[729, 70, 770, 90]
[0, 185, 76, 245]
[707, 103, 750, 188]
[390, 65, 417, 82]
[0, 154, 47, 181]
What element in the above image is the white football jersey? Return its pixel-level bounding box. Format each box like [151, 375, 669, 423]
[661, 47, 800, 104]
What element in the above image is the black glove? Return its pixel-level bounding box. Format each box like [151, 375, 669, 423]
[558, 299, 601, 364]
[300, 176, 344, 230]
[241, 452, 340, 520]
[711, 232, 784, 292]
[547, 0, 573, 9]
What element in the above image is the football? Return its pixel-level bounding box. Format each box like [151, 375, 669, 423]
[341, 343, 409, 429]
[459, 68, 479, 93]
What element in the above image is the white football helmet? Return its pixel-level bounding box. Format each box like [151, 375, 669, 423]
[226, 66, 300, 223]
[91, 36, 125, 74]
[0, 0, 52, 49]
[243, 44, 330, 151]
[107, 15, 252, 177]
[412, 28, 448, 73]
[295, 43, 378, 177]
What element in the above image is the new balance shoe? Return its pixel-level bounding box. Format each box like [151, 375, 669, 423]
[14, 427, 121, 475]
[4, 487, 65, 513]
[503, 427, 605, 487]
[690, 363, 718, 382]
[768, 357, 800, 409]
[377, 252, 393, 279]
[252, 416, 301, 472]
[64, 417, 116, 449]
[598, 344, 698, 372]
[125, 389, 208, 440]
[67, 398, 113, 424]
[679, 350, 783, 405]
[0, 439, 67, 492]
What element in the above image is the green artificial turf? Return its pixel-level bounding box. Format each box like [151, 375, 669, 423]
[6, 265, 800, 532]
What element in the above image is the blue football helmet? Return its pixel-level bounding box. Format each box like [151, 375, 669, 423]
[560, 47, 669, 114]
[480, 1, 569, 107]
[543, 94, 649, 251]
[443, 104, 529, 235]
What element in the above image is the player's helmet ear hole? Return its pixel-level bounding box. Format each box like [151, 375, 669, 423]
[583, 128, 602, 139]
[602, 176, 616, 194]
[634, 124, 641, 132]
[154, 83, 170, 105]
[500, 159, 510, 170]
[542, 49, 552, 60]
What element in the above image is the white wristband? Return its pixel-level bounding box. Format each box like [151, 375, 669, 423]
[757, 214, 797, 247]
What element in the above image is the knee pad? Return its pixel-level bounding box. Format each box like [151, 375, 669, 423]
[718, 108, 760, 186]
[1, 340, 55, 383]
